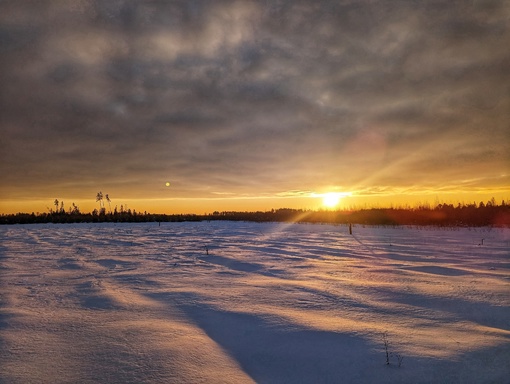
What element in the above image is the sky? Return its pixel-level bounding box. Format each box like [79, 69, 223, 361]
[1, 0, 509, 214]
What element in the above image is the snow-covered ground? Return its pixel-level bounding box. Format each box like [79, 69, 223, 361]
[1, 222, 509, 383]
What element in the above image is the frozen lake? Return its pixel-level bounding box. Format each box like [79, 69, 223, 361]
[1, 222, 509, 383]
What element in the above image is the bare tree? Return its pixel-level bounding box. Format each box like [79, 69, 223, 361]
[383, 332, 390, 365]
[54, 199, 59, 213]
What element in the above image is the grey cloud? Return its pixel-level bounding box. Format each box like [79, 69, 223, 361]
[1, 0, 509, 202]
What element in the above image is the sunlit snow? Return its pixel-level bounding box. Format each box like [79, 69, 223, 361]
[1, 222, 509, 383]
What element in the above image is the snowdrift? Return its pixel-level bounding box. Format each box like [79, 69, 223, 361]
[1, 222, 509, 383]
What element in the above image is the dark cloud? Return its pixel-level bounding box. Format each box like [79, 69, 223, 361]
[1, 0, 509, 205]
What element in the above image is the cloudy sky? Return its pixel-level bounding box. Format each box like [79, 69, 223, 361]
[1, 0, 509, 214]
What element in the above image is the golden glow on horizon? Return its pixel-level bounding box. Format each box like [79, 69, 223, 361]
[310, 191, 352, 209]
[0, 190, 508, 215]
[322, 193, 342, 208]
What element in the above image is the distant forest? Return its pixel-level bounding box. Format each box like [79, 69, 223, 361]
[1, 199, 509, 227]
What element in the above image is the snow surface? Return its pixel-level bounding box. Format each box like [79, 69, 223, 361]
[1, 222, 509, 383]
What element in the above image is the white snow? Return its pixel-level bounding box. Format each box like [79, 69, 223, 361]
[1, 222, 509, 383]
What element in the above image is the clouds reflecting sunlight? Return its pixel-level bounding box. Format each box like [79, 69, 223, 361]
[1, 0, 509, 213]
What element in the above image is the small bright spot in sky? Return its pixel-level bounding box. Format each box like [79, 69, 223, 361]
[165, 182, 170, 187]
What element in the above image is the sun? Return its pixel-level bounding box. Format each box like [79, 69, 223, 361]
[322, 192, 342, 208]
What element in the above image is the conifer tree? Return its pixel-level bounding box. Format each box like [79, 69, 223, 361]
[96, 192, 104, 210]
[105, 194, 112, 213]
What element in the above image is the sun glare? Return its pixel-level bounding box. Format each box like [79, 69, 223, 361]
[322, 192, 342, 208]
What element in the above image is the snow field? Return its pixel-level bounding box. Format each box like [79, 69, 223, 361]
[1, 222, 509, 383]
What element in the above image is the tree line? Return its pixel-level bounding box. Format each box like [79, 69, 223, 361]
[206, 201, 509, 227]
[1, 198, 509, 227]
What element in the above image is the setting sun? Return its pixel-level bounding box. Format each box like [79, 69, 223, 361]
[322, 192, 343, 208]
